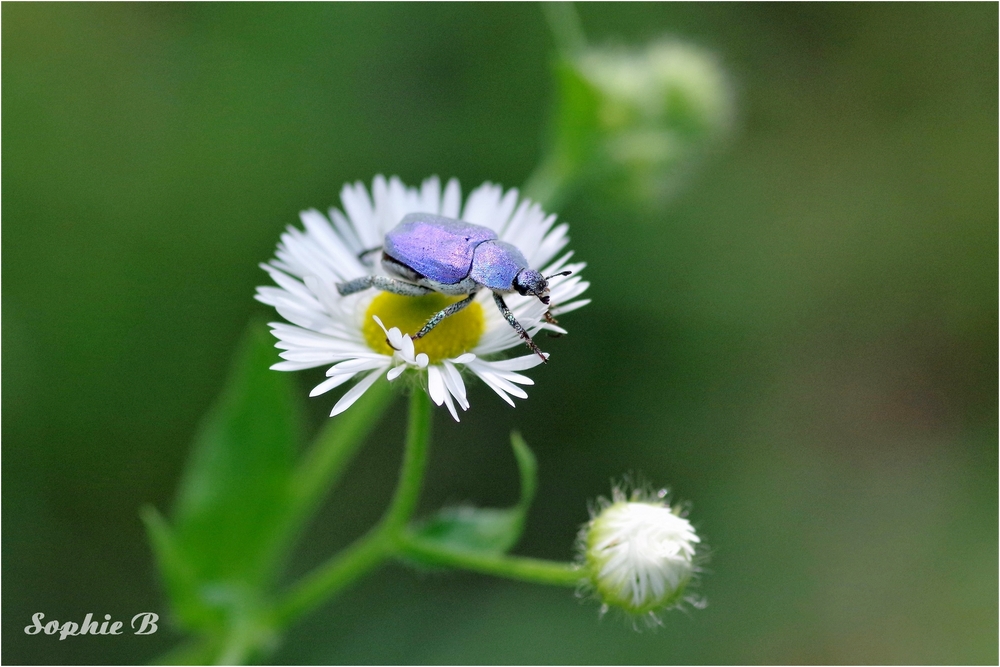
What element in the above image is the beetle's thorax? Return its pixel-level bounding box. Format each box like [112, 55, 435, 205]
[467, 240, 529, 292]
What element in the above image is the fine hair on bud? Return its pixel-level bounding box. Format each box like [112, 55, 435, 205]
[577, 479, 706, 628]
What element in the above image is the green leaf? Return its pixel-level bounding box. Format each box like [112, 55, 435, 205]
[146, 321, 303, 630]
[510, 431, 537, 509]
[411, 432, 537, 555]
[141, 505, 211, 628]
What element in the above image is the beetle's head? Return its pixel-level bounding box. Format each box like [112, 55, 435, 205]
[513, 268, 572, 305]
[513, 269, 550, 303]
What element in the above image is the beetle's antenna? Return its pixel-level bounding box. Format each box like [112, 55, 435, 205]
[493, 292, 548, 362]
[545, 270, 572, 280]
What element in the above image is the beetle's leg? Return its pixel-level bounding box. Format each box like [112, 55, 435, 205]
[543, 310, 564, 338]
[336, 275, 432, 297]
[493, 293, 547, 362]
[336, 276, 374, 295]
[412, 293, 477, 340]
[371, 276, 433, 296]
[357, 246, 382, 267]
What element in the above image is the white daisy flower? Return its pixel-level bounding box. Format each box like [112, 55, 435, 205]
[580, 487, 701, 617]
[255, 175, 590, 421]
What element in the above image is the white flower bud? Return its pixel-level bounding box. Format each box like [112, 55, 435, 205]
[551, 39, 734, 205]
[580, 488, 701, 616]
[576, 40, 733, 142]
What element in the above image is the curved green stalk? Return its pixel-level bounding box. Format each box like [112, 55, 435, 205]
[272, 527, 391, 628]
[542, 2, 586, 57]
[381, 388, 433, 535]
[398, 533, 583, 587]
[523, 153, 575, 212]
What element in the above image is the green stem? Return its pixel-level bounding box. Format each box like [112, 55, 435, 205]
[399, 534, 583, 587]
[215, 613, 268, 666]
[272, 388, 434, 627]
[382, 388, 433, 535]
[542, 2, 586, 57]
[272, 527, 390, 627]
[522, 152, 575, 211]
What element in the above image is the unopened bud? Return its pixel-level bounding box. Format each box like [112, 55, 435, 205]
[580, 487, 701, 616]
[549, 39, 733, 206]
[577, 40, 732, 141]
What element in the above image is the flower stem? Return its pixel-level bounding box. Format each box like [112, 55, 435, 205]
[523, 152, 575, 212]
[272, 527, 390, 627]
[272, 388, 433, 628]
[542, 2, 586, 57]
[398, 534, 583, 587]
[382, 388, 433, 535]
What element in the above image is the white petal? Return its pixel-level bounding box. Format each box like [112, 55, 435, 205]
[330, 368, 385, 416]
[268, 322, 355, 349]
[530, 222, 570, 269]
[300, 209, 365, 276]
[550, 298, 591, 317]
[259, 264, 321, 305]
[387, 365, 407, 381]
[325, 356, 388, 375]
[549, 275, 589, 301]
[341, 181, 380, 249]
[329, 208, 364, 255]
[278, 349, 346, 363]
[462, 182, 502, 228]
[470, 369, 517, 407]
[426, 365, 446, 406]
[420, 176, 442, 214]
[310, 373, 356, 397]
[490, 369, 535, 386]
[441, 360, 469, 410]
[303, 275, 342, 317]
[540, 250, 575, 276]
[440, 385, 460, 421]
[471, 366, 528, 399]
[271, 359, 328, 371]
[387, 329, 406, 352]
[482, 354, 548, 372]
[397, 333, 416, 361]
[442, 178, 461, 218]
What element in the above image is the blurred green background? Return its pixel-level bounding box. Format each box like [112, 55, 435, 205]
[3, 3, 996, 664]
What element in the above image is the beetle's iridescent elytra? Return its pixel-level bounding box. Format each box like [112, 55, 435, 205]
[336, 213, 570, 360]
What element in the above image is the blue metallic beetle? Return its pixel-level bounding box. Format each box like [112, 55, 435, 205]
[336, 213, 570, 360]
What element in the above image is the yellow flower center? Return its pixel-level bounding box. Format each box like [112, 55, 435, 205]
[363, 292, 485, 364]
